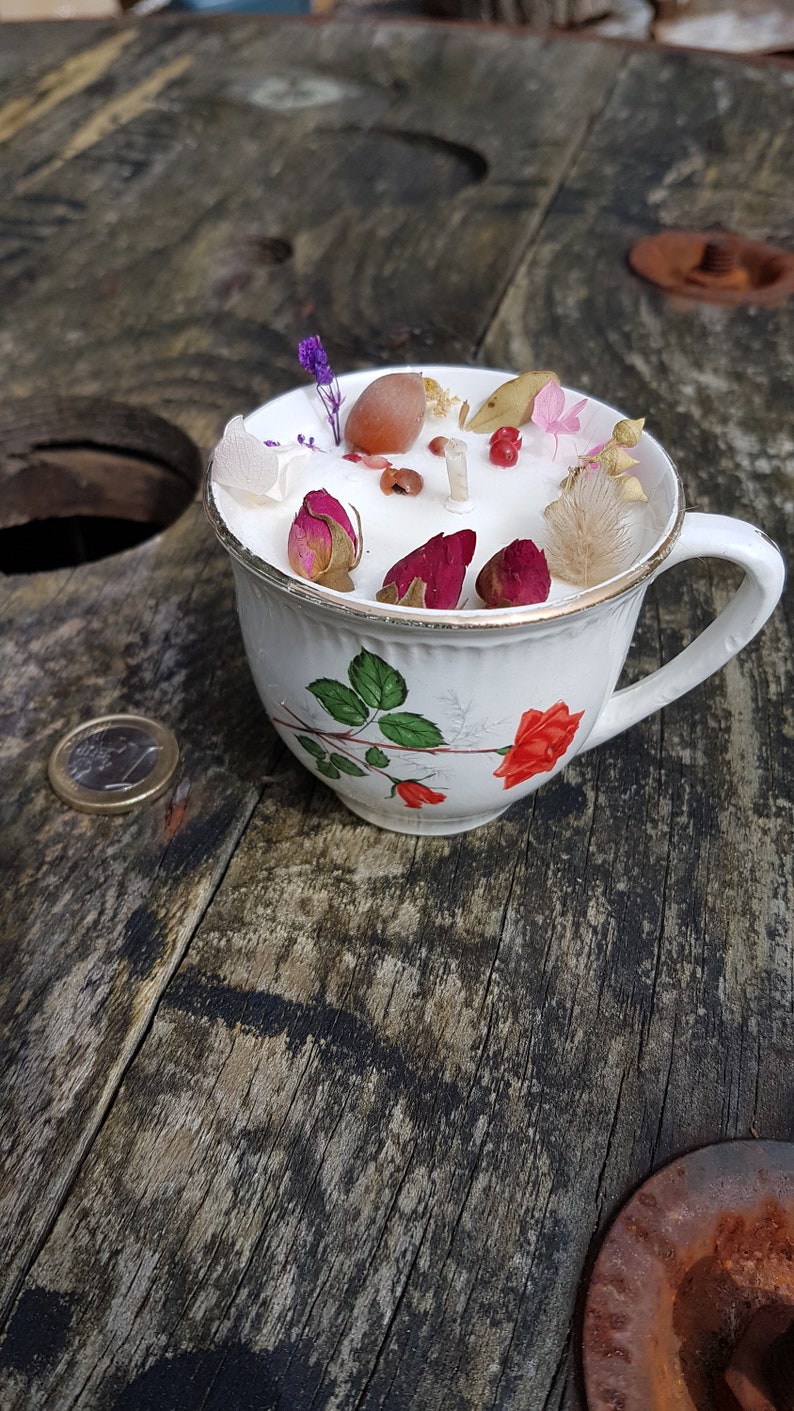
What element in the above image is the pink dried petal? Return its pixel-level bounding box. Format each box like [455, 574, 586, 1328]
[532, 383, 588, 446]
[531, 379, 565, 431]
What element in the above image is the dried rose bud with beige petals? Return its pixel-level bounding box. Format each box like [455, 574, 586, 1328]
[287, 489, 361, 593]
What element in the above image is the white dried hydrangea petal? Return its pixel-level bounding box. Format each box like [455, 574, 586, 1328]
[211, 416, 310, 502]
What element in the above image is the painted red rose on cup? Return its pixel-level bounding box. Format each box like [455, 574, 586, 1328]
[494, 701, 584, 790]
[395, 780, 446, 809]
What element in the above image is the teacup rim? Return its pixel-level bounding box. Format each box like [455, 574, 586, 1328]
[204, 367, 686, 630]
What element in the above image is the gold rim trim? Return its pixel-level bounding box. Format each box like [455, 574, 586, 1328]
[48, 714, 179, 815]
[204, 439, 686, 630]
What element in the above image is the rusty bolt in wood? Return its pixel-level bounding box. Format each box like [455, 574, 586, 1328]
[628, 230, 794, 306]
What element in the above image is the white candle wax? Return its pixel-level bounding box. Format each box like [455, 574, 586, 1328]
[212, 367, 667, 612]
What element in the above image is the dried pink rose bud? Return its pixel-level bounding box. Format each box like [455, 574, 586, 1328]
[287, 489, 361, 593]
[376, 529, 476, 610]
[475, 539, 551, 608]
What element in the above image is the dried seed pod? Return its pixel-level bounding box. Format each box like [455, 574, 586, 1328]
[612, 416, 645, 447]
[345, 372, 426, 454]
[380, 466, 424, 497]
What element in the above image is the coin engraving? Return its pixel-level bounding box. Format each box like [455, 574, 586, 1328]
[67, 725, 160, 793]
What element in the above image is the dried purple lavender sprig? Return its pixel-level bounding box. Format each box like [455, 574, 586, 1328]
[297, 336, 344, 446]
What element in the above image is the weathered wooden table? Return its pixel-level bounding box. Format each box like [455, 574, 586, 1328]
[1, 16, 792, 1408]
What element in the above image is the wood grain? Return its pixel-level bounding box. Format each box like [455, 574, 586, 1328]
[0, 19, 791, 1411]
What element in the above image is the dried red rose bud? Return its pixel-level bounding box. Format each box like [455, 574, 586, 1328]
[380, 467, 424, 497]
[376, 529, 476, 610]
[476, 538, 551, 608]
[287, 489, 361, 593]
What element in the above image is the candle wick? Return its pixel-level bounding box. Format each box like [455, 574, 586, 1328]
[445, 437, 472, 511]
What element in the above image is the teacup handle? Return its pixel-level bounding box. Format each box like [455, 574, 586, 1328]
[584, 512, 785, 752]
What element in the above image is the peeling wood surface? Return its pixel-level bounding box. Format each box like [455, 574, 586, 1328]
[0, 18, 792, 1410]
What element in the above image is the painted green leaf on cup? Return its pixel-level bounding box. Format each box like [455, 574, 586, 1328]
[348, 649, 407, 711]
[330, 754, 366, 777]
[365, 746, 390, 768]
[297, 735, 326, 760]
[316, 759, 341, 780]
[378, 713, 445, 749]
[308, 678, 368, 726]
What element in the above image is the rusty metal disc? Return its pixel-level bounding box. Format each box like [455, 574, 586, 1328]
[582, 1140, 794, 1411]
[628, 231, 794, 306]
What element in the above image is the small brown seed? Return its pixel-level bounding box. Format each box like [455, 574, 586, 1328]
[380, 467, 424, 497]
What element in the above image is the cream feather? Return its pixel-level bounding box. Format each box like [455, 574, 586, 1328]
[544, 471, 631, 588]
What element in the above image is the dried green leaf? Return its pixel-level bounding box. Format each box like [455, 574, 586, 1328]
[466, 371, 559, 434]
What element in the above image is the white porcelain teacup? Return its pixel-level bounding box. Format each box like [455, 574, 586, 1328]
[205, 367, 785, 835]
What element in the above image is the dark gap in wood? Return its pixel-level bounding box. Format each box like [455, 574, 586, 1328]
[0, 516, 163, 574]
[2, 449, 197, 532]
[0, 399, 203, 572]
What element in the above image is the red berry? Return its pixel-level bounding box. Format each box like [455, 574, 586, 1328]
[489, 439, 519, 468]
[489, 426, 522, 447]
[428, 436, 449, 457]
